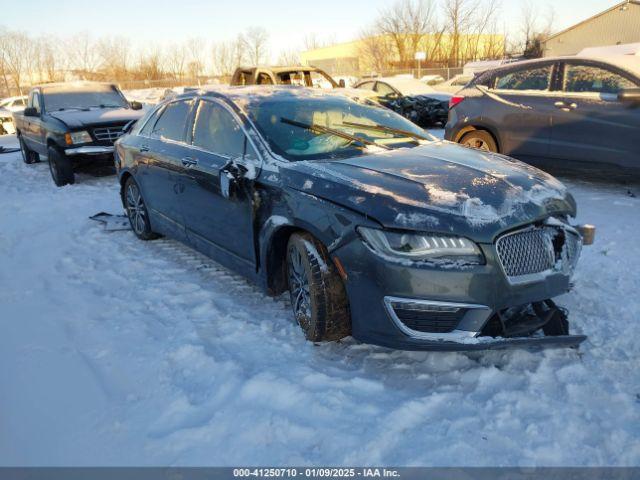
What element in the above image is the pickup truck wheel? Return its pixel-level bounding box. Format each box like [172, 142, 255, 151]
[48, 146, 75, 186]
[287, 233, 351, 342]
[19, 135, 39, 164]
[124, 177, 158, 241]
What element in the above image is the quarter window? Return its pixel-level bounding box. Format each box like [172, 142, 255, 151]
[192, 101, 244, 157]
[563, 64, 637, 94]
[150, 100, 193, 142]
[375, 82, 396, 96]
[494, 65, 553, 91]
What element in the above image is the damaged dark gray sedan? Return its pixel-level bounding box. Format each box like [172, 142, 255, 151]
[115, 87, 593, 351]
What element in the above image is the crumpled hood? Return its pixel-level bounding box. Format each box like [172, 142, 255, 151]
[48, 108, 144, 129]
[410, 92, 452, 102]
[280, 141, 576, 242]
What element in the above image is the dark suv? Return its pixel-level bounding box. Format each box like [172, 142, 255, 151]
[445, 56, 640, 171]
[115, 87, 591, 351]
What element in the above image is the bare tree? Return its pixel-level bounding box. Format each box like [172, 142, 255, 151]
[0, 30, 32, 94]
[97, 36, 130, 80]
[517, 0, 555, 57]
[186, 37, 207, 80]
[66, 32, 102, 76]
[357, 28, 395, 73]
[277, 49, 301, 65]
[241, 27, 269, 66]
[164, 43, 188, 81]
[211, 36, 245, 76]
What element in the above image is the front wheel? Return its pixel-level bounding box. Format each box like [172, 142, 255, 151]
[287, 233, 351, 342]
[459, 130, 498, 153]
[48, 146, 74, 186]
[124, 177, 158, 240]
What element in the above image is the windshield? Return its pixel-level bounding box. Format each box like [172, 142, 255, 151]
[43, 85, 128, 111]
[243, 96, 430, 161]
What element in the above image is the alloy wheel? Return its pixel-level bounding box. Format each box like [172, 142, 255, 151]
[126, 182, 147, 235]
[463, 137, 490, 151]
[288, 245, 312, 327]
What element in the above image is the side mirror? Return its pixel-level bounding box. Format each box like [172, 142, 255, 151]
[338, 79, 346, 88]
[130, 101, 143, 110]
[220, 159, 248, 200]
[24, 107, 39, 117]
[618, 88, 640, 104]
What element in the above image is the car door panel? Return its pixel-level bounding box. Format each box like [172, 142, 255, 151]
[550, 61, 640, 168]
[487, 63, 558, 158]
[180, 99, 257, 268]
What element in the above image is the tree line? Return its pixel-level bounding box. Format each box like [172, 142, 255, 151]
[0, 0, 554, 97]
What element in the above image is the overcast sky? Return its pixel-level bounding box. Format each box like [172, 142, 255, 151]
[1, 0, 621, 60]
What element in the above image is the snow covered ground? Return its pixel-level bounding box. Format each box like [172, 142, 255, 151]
[0, 133, 639, 466]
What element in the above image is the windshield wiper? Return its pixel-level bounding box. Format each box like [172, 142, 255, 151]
[340, 121, 439, 142]
[53, 106, 89, 112]
[281, 117, 391, 151]
[87, 104, 124, 109]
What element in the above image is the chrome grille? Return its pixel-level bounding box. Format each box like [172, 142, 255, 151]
[496, 227, 556, 278]
[92, 125, 125, 143]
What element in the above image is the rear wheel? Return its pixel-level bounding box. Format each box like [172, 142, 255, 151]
[459, 130, 498, 153]
[19, 135, 39, 164]
[124, 176, 158, 240]
[287, 232, 350, 342]
[48, 146, 74, 186]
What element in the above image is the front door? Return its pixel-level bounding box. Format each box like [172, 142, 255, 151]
[549, 61, 640, 169]
[180, 99, 258, 272]
[486, 62, 559, 158]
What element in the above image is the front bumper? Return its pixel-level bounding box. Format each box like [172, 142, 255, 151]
[334, 237, 585, 351]
[65, 146, 114, 156]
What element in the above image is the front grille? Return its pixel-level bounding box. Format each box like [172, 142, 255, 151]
[388, 301, 465, 333]
[92, 125, 125, 143]
[496, 224, 581, 280]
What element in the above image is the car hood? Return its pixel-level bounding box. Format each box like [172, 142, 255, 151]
[280, 141, 576, 242]
[48, 108, 144, 129]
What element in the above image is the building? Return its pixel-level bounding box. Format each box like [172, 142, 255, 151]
[543, 0, 640, 57]
[300, 34, 505, 76]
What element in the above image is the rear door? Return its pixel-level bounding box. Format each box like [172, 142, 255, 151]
[549, 60, 640, 168]
[486, 62, 559, 158]
[180, 98, 259, 270]
[140, 99, 195, 238]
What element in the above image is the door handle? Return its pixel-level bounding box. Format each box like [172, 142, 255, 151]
[554, 101, 578, 111]
[181, 156, 198, 167]
[139, 144, 149, 152]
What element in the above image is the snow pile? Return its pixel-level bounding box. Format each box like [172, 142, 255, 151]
[0, 133, 639, 466]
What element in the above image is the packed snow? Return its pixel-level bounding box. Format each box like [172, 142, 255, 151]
[0, 133, 639, 466]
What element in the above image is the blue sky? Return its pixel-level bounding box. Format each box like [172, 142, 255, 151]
[1, 0, 621, 58]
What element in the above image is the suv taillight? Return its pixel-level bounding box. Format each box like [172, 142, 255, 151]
[449, 96, 465, 109]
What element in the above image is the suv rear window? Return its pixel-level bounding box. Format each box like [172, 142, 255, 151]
[563, 64, 637, 94]
[494, 65, 553, 91]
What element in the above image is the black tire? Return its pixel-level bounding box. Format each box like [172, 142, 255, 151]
[286, 232, 351, 342]
[19, 135, 39, 164]
[459, 130, 498, 153]
[48, 146, 74, 186]
[124, 176, 158, 241]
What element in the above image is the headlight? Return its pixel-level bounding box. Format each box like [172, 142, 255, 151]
[357, 227, 484, 265]
[65, 130, 92, 145]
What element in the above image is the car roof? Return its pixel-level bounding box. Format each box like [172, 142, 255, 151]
[177, 85, 355, 104]
[485, 55, 640, 78]
[237, 65, 324, 73]
[33, 81, 119, 92]
[360, 76, 441, 95]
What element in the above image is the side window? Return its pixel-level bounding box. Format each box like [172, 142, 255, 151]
[375, 82, 396, 96]
[138, 107, 163, 136]
[150, 100, 192, 142]
[31, 92, 41, 112]
[192, 100, 245, 158]
[256, 73, 274, 85]
[357, 81, 375, 91]
[494, 65, 553, 91]
[564, 64, 637, 95]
